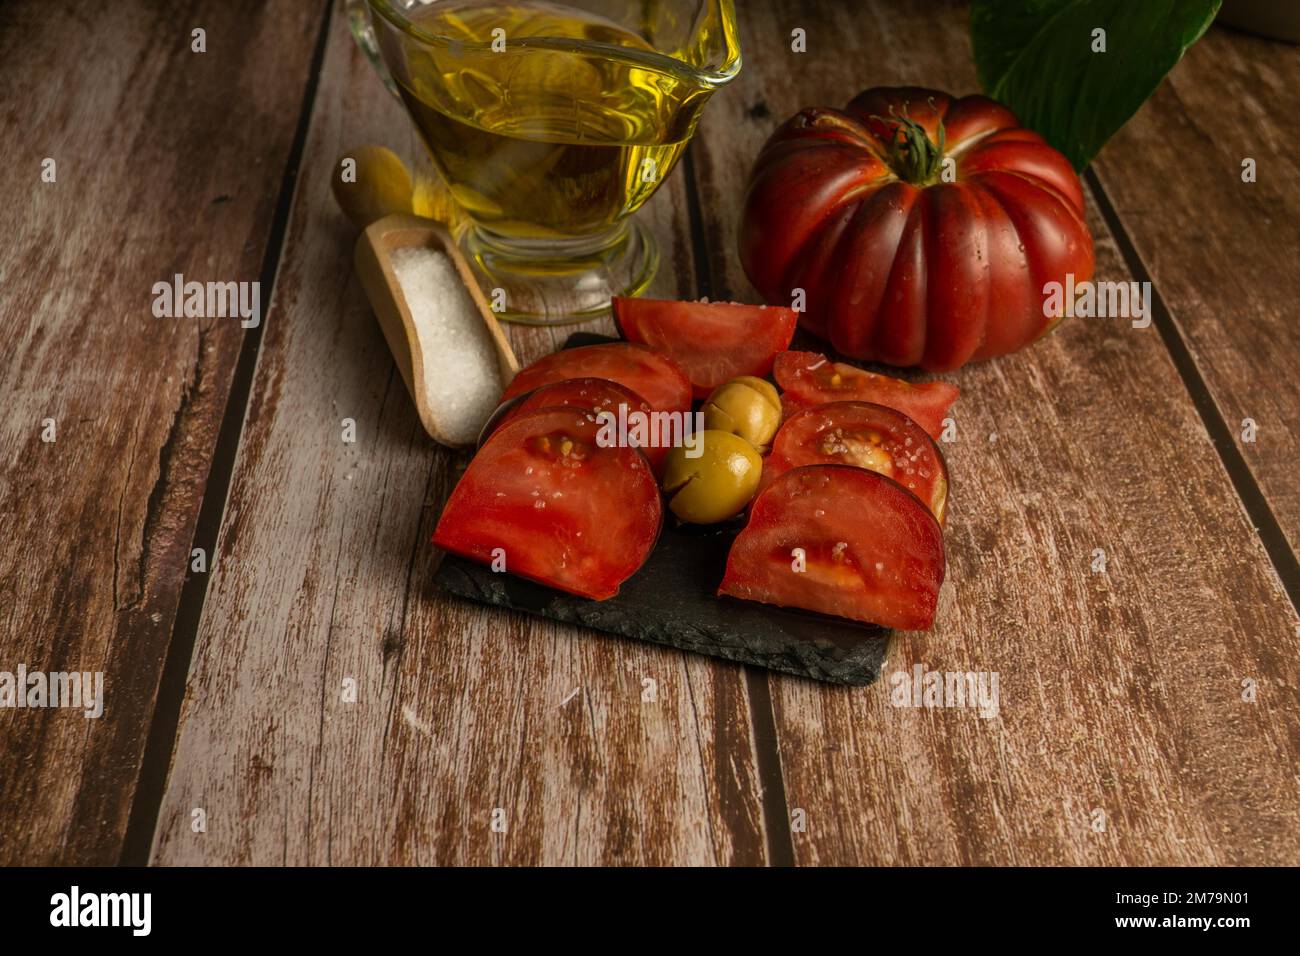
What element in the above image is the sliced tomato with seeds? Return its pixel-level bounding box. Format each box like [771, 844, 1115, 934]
[486, 377, 668, 473]
[773, 350, 958, 440]
[614, 297, 798, 398]
[762, 401, 949, 522]
[500, 343, 692, 417]
[433, 408, 662, 600]
[719, 465, 945, 631]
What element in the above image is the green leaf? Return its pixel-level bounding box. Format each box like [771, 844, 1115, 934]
[971, 0, 1221, 171]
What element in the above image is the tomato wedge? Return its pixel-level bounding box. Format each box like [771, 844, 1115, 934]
[433, 408, 662, 600]
[773, 351, 958, 440]
[490, 377, 652, 434]
[719, 465, 945, 631]
[762, 402, 949, 522]
[500, 343, 692, 417]
[614, 297, 798, 398]
[487, 377, 668, 474]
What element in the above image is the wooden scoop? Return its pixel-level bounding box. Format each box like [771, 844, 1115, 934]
[354, 213, 518, 445]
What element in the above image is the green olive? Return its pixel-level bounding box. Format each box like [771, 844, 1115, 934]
[702, 376, 782, 452]
[331, 145, 414, 228]
[661, 430, 763, 524]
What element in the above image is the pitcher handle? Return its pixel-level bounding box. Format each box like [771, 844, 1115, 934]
[345, 0, 401, 100]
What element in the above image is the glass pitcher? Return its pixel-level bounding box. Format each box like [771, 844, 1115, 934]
[347, 0, 741, 323]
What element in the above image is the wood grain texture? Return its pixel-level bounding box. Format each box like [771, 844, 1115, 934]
[688, 0, 1300, 864]
[0, 0, 327, 865]
[149, 5, 769, 866]
[1091, 26, 1300, 555]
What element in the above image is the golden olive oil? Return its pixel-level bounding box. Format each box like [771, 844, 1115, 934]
[388, 1, 698, 241]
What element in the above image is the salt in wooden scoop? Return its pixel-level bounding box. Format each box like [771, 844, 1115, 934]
[353, 213, 519, 448]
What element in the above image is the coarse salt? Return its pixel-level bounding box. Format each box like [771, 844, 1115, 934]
[391, 246, 502, 445]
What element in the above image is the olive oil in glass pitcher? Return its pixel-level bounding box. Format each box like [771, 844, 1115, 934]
[348, 0, 741, 322]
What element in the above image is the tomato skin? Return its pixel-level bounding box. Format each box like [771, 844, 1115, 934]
[763, 401, 949, 523]
[719, 465, 945, 631]
[773, 350, 957, 440]
[740, 86, 1094, 370]
[432, 408, 662, 600]
[488, 377, 668, 474]
[500, 343, 692, 417]
[613, 297, 798, 398]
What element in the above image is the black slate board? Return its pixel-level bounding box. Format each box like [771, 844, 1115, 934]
[432, 333, 892, 685]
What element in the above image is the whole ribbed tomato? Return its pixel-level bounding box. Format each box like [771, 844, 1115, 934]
[740, 87, 1094, 371]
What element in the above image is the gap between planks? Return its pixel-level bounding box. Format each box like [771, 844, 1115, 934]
[1085, 167, 1300, 616]
[117, 0, 339, 867]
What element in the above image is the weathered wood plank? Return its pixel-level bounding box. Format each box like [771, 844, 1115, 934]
[1091, 26, 1300, 559]
[689, 0, 1300, 864]
[150, 5, 768, 866]
[0, 0, 328, 865]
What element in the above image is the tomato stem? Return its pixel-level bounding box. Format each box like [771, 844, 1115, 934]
[872, 108, 947, 186]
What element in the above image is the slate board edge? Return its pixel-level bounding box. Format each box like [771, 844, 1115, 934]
[435, 557, 889, 686]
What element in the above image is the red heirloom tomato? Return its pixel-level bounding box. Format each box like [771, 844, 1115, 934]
[719, 465, 945, 631]
[432, 408, 662, 600]
[487, 377, 668, 474]
[740, 86, 1094, 370]
[762, 402, 949, 522]
[613, 297, 798, 398]
[500, 343, 692, 417]
[773, 350, 957, 440]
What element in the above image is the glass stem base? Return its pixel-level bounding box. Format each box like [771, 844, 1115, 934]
[460, 219, 658, 325]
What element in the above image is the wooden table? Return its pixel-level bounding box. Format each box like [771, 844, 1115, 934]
[4, 0, 1298, 867]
